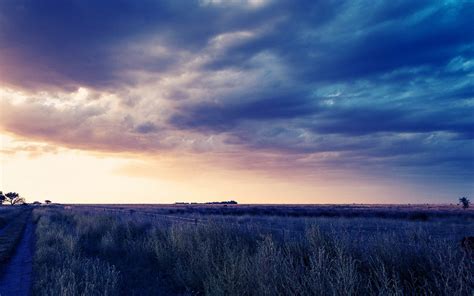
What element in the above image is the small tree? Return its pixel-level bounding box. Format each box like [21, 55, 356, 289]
[45, 200, 52, 205]
[5, 192, 25, 205]
[0, 191, 5, 205]
[459, 197, 470, 209]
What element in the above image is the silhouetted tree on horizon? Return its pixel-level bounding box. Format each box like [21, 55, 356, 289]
[459, 197, 470, 209]
[5, 192, 25, 205]
[45, 200, 52, 205]
[0, 191, 5, 205]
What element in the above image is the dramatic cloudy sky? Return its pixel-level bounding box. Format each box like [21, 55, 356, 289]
[0, 0, 473, 203]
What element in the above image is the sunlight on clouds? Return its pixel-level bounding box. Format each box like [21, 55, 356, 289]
[209, 31, 257, 51]
[0, 86, 114, 111]
[0, 134, 59, 157]
[0, 87, 28, 105]
[200, 0, 271, 8]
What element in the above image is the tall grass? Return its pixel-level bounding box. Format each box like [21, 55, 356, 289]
[0, 208, 24, 229]
[33, 209, 473, 295]
[33, 211, 119, 295]
[33, 209, 162, 296]
[0, 209, 31, 265]
[151, 222, 472, 295]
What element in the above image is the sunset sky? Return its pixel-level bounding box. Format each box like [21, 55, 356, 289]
[0, 0, 473, 204]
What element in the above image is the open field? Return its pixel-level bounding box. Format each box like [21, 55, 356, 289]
[28, 204, 474, 295]
[0, 204, 472, 295]
[71, 203, 474, 219]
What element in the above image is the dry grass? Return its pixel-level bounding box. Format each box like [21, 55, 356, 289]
[0, 208, 24, 229]
[32, 208, 473, 295]
[0, 208, 31, 265]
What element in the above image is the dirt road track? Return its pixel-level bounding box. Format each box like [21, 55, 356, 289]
[0, 222, 34, 296]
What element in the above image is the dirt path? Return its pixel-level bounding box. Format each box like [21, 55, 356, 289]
[0, 222, 34, 296]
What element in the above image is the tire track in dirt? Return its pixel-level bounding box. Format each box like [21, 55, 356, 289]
[0, 221, 34, 296]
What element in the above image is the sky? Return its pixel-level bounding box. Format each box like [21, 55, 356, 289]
[0, 0, 473, 204]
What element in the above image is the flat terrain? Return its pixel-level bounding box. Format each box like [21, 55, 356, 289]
[70, 203, 474, 217]
[32, 203, 472, 295]
[69, 203, 474, 242]
[0, 204, 472, 295]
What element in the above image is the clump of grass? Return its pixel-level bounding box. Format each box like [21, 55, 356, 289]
[33, 210, 120, 296]
[33, 210, 163, 295]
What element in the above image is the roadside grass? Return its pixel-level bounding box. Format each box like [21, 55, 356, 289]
[33, 209, 473, 295]
[0, 208, 24, 229]
[33, 209, 154, 296]
[0, 209, 32, 265]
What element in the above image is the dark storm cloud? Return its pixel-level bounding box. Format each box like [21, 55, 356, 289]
[169, 0, 474, 140]
[1, 0, 473, 186]
[311, 105, 474, 138]
[2, 0, 472, 88]
[295, 7, 474, 82]
[170, 91, 315, 132]
[0, 0, 273, 89]
[202, 1, 474, 82]
[134, 122, 158, 134]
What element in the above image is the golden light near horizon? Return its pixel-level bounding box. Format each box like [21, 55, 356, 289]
[0, 131, 459, 204]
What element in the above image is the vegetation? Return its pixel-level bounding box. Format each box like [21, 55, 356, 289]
[32, 208, 473, 295]
[175, 200, 238, 205]
[96, 204, 473, 221]
[459, 197, 470, 209]
[5, 192, 25, 205]
[0, 209, 32, 265]
[33, 209, 150, 295]
[0, 191, 26, 205]
[0, 208, 24, 229]
[205, 200, 238, 205]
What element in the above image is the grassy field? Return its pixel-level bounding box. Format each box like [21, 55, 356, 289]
[71, 203, 474, 220]
[28, 204, 473, 295]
